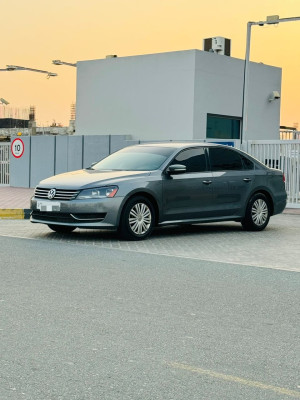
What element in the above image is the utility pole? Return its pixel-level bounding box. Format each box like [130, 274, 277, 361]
[241, 15, 300, 146]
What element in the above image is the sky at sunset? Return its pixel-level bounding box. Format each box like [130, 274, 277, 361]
[1, 0, 299, 128]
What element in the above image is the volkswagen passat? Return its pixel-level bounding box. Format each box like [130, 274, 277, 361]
[30, 143, 287, 240]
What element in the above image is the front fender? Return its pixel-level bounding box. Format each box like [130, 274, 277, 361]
[115, 186, 162, 226]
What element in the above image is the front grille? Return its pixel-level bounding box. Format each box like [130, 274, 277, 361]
[31, 211, 106, 224]
[32, 211, 75, 223]
[35, 187, 79, 201]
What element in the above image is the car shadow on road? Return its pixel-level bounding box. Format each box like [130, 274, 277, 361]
[44, 221, 249, 243]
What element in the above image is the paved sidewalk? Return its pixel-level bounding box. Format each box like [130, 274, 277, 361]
[0, 186, 299, 219]
[0, 187, 34, 219]
[1, 215, 299, 271]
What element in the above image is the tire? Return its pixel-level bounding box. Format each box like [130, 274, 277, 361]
[241, 193, 270, 231]
[48, 224, 76, 233]
[118, 196, 155, 240]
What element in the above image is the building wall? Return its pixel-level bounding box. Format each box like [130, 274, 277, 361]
[76, 51, 196, 140]
[76, 50, 282, 141]
[247, 62, 281, 140]
[193, 51, 281, 140]
[193, 51, 244, 139]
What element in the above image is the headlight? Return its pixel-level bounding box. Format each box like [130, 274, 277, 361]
[77, 186, 118, 199]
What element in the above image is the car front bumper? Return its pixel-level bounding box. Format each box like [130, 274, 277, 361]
[30, 196, 125, 229]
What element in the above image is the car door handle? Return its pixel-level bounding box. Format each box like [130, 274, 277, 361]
[243, 178, 252, 183]
[202, 180, 212, 185]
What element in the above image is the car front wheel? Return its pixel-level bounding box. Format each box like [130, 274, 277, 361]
[119, 196, 155, 240]
[242, 193, 270, 231]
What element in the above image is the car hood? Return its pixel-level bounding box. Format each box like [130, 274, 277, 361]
[38, 169, 151, 189]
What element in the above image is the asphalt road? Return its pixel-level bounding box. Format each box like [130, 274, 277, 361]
[0, 224, 299, 400]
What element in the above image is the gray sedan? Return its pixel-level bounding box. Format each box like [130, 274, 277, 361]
[30, 143, 287, 240]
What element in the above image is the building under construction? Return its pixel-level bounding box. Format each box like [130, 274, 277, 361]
[0, 106, 31, 129]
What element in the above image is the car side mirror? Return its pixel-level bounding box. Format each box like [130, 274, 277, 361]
[167, 164, 187, 174]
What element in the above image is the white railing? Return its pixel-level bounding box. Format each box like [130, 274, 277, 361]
[280, 130, 300, 140]
[247, 140, 300, 208]
[0, 143, 10, 185]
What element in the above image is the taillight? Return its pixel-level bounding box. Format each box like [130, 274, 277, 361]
[283, 173, 286, 183]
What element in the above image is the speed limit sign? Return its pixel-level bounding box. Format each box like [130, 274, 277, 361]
[11, 138, 25, 158]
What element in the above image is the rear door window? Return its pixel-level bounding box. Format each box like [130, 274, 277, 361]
[241, 155, 255, 170]
[208, 147, 243, 171]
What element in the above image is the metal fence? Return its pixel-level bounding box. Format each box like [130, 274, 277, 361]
[247, 140, 300, 207]
[0, 143, 9, 185]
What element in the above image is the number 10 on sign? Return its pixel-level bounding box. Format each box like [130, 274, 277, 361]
[11, 138, 25, 158]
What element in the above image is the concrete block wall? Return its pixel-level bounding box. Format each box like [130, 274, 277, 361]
[67, 136, 83, 172]
[10, 135, 132, 188]
[55, 136, 68, 175]
[30, 136, 55, 189]
[83, 135, 110, 167]
[10, 136, 31, 188]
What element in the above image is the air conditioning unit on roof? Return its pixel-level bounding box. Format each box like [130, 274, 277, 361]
[203, 37, 231, 56]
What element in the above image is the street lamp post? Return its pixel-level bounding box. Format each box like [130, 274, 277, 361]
[241, 15, 300, 146]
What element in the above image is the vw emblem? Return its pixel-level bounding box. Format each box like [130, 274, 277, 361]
[47, 188, 56, 200]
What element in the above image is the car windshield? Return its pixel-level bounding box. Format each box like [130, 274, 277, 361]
[92, 146, 175, 171]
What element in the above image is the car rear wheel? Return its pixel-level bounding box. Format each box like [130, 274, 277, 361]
[242, 193, 270, 231]
[48, 224, 76, 233]
[119, 196, 155, 240]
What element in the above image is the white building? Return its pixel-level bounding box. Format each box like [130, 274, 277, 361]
[75, 49, 282, 141]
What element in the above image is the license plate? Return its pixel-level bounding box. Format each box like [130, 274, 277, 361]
[37, 201, 61, 212]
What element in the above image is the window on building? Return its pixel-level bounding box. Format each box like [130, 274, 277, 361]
[206, 114, 241, 139]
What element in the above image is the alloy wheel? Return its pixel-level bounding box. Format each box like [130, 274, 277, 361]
[128, 202, 152, 235]
[251, 199, 269, 226]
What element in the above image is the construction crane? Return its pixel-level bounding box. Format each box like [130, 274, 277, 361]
[52, 60, 77, 67]
[1, 65, 57, 78]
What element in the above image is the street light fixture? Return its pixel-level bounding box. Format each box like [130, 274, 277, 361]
[2, 65, 58, 78]
[0, 98, 9, 105]
[241, 15, 300, 145]
[52, 60, 77, 67]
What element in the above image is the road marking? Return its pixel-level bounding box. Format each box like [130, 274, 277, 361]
[0, 232, 299, 273]
[167, 362, 300, 398]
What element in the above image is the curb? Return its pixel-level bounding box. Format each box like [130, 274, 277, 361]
[283, 209, 300, 215]
[0, 209, 31, 219]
